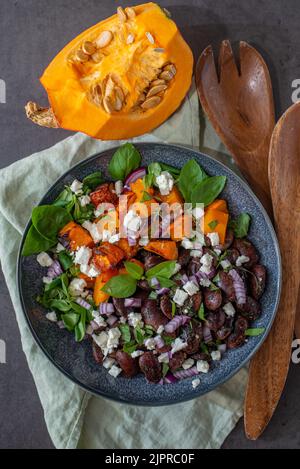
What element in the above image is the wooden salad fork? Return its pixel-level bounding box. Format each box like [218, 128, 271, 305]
[195, 40, 275, 215]
[245, 102, 300, 438]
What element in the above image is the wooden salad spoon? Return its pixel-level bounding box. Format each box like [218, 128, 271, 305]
[245, 102, 300, 439]
[195, 40, 275, 215]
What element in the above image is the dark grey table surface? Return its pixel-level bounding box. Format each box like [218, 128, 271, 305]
[1, 0, 300, 450]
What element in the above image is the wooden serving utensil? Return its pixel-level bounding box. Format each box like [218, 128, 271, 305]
[196, 40, 275, 215]
[244, 102, 300, 439]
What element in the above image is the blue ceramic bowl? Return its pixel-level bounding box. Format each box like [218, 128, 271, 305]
[17, 143, 281, 406]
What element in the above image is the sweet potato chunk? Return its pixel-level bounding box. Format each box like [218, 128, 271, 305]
[92, 242, 125, 272]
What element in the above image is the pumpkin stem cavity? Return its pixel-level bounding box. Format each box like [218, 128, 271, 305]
[25, 102, 59, 128]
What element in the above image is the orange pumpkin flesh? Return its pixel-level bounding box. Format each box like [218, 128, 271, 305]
[27, 3, 193, 140]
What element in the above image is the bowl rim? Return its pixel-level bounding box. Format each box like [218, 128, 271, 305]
[17, 142, 282, 406]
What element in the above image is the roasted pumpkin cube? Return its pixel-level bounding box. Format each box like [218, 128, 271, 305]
[92, 242, 125, 271]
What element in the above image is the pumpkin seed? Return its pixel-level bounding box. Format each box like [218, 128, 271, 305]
[126, 34, 135, 45]
[82, 41, 97, 56]
[147, 84, 168, 98]
[105, 77, 115, 98]
[125, 7, 136, 19]
[164, 63, 177, 76]
[146, 32, 155, 44]
[75, 49, 89, 63]
[117, 6, 127, 22]
[91, 50, 104, 63]
[151, 79, 166, 86]
[89, 84, 102, 107]
[114, 96, 123, 111]
[103, 96, 114, 114]
[159, 70, 174, 81]
[141, 96, 161, 110]
[115, 86, 125, 102]
[96, 31, 113, 49]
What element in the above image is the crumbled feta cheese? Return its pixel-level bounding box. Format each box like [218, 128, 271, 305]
[43, 277, 53, 285]
[124, 210, 142, 232]
[139, 237, 149, 247]
[92, 311, 106, 328]
[108, 365, 122, 378]
[144, 338, 156, 351]
[109, 233, 120, 244]
[107, 328, 121, 350]
[221, 260, 231, 270]
[158, 353, 170, 364]
[75, 246, 92, 266]
[182, 358, 194, 370]
[181, 238, 194, 250]
[190, 250, 202, 258]
[192, 378, 201, 389]
[131, 350, 144, 359]
[120, 316, 127, 324]
[183, 281, 199, 297]
[103, 358, 116, 370]
[236, 255, 250, 267]
[101, 229, 112, 242]
[214, 248, 222, 256]
[128, 312, 144, 329]
[194, 230, 205, 245]
[82, 221, 102, 243]
[223, 302, 236, 318]
[115, 180, 124, 196]
[173, 263, 182, 276]
[200, 278, 211, 288]
[56, 243, 65, 253]
[207, 232, 220, 247]
[211, 350, 221, 361]
[46, 311, 57, 323]
[37, 252, 53, 267]
[70, 179, 83, 195]
[192, 206, 204, 219]
[69, 278, 87, 297]
[80, 263, 101, 278]
[200, 253, 213, 274]
[92, 331, 108, 351]
[79, 195, 91, 207]
[173, 289, 189, 306]
[156, 171, 174, 196]
[171, 338, 188, 355]
[197, 360, 210, 374]
[157, 325, 165, 335]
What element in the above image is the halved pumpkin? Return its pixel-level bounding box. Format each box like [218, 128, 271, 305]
[25, 3, 193, 140]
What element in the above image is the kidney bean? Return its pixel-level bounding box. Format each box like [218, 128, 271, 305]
[141, 299, 168, 331]
[178, 247, 191, 267]
[169, 351, 187, 371]
[135, 289, 149, 301]
[227, 331, 246, 349]
[204, 289, 222, 311]
[250, 265, 267, 300]
[237, 296, 261, 321]
[233, 239, 259, 268]
[92, 342, 104, 364]
[137, 279, 151, 291]
[226, 248, 240, 265]
[235, 316, 249, 332]
[216, 317, 234, 341]
[112, 298, 127, 317]
[218, 271, 236, 302]
[205, 235, 211, 248]
[192, 291, 202, 312]
[182, 320, 203, 354]
[144, 254, 164, 271]
[191, 352, 211, 362]
[160, 294, 173, 319]
[116, 351, 139, 378]
[206, 309, 226, 332]
[217, 229, 234, 251]
[188, 258, 201, 276]
[139, 352, 162, 383]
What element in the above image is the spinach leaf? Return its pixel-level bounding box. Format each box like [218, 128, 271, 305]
[124, 261, 144, 280]
[75, 309, 87, 342]
[83, 171, 103, 191]
[191, 176, 227, 207]
[229, 213, 251, 238]
[49, 299, 72, 312]
[44, 277, 62, 292]
[32, 205, 72, 242]
[108, 143, 141, 181]
[62, 312, 80, 331]
[119, 324, 131, 343]
[146, 261, 176, 281]
[22, 225, 56, 256]
[101, 274, 137, 298]
[245, 328, 265, 337]
[58, 251, 74, 271]
[178, 160, 208, 202]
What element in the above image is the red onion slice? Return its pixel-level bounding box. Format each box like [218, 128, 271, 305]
[154, 335, 165, 349]
[124, 298, 142, 308]
[229, 269, 246, 305]
[218, 344, 227, 354]
[203, 325, 213, 344]
[76, 298, 92, 310]
[157, 287, 170, 296]
[107, 315, 118, 326]
[99, 303, 115, 315]
[164, 315, 191, 334]
[124, 168, 147, 187]
[149, 277, 160, 289]
[173, 366, 199, 380]
[164, 372, 178, 384]
[47, 260, 63, 279]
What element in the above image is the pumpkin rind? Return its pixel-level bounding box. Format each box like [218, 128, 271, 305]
[36, 3, 193, 140]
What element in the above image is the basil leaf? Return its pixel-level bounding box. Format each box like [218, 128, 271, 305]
[60, 273, 70, 297]
[200, 343, 209, 354]
[75, 309, 86, 342]
[62, 312, 79, 331]
[44, 277, 61, 292]
[134, 326, 145, 345]
[119, 324, 131, 343]
[230, 213, 251, 238]
[198, 303, 206, 321]
[83, 171, 103, 190]
[171, 301, 176, 317]
[58, 251, 74, 271]
[208, 220, 219, 230]
[191, 176, 227, 207]
[162, 363, 169, 378]
[124, 261, 144, 280]
[141, 191, 153, 202]
[109, 143, 141, 181]
[102, 274, 137, 298]
[159, 162, 180, 178]
[49, 299, 72, 312]
[245, 328, 265, 337]
[144, 162, 162, 188]
[22, 225, 56, 256]
[53, 187, 75, 211]
[178, 160, 208, 202]
[146, 261, 176, 281]
[156, 277, 176, 288]
[123, 341, 137, 354]
[32, 205, 72, 242]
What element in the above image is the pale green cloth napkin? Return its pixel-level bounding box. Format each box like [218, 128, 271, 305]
[0, 86, 247, 449]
